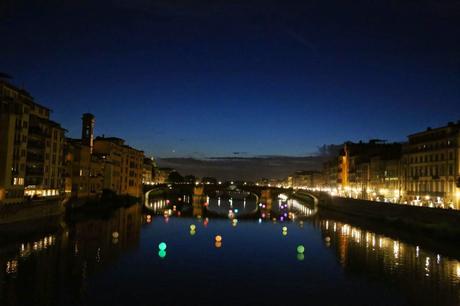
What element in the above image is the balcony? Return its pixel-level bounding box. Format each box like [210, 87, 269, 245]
[27, 139, 45, 150]
[28, 126, 50, 137]
[27, 152, 44, 163]
[25, 167, 44, 176]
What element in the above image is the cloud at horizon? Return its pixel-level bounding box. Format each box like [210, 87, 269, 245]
[157, 155, 327, 181]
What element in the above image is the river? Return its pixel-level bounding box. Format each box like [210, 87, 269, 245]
[0, 193, 459, 306]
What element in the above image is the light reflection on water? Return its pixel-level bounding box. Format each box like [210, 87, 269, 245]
[316, 219, 460, 293]
[0, 196, 459, 306]
[206, 195, 258, 216]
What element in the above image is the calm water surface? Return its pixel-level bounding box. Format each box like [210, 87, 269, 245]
[1, 195, 460, 306]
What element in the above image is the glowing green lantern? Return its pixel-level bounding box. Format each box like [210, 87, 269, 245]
[158, 242, 167, 251]
[297, 245, 305, 254]
[158, 250, 166, 258]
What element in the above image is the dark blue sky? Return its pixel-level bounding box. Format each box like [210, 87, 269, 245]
[1, 0, 459, 158]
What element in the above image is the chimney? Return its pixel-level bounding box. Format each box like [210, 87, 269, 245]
[81, 113, 95, 153]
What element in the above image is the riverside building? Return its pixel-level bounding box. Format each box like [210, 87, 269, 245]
[402, 122, 460, 209]
[0, 76, 65, 205]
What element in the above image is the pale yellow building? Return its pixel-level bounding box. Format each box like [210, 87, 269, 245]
[402, 122, 460, 208]
[0, 77, 65, 205]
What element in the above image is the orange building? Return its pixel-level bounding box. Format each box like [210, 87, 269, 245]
[93, 136, 144, 198]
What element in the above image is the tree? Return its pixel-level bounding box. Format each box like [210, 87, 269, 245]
[184, 175, 196, 184]
[167, 171, 184, 183]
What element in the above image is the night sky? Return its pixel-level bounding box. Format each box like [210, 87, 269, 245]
[1, 0, 460, 160]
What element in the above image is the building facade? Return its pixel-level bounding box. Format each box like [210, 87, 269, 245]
[290, 170, 324, 189]
[142, 157, 156, 185]
[93, 136, 144, 198]
[64, 114, 145, 200]
[402, 122, 460, 209]
[322, 140, 402, 201]
[0, 77, 65, 205]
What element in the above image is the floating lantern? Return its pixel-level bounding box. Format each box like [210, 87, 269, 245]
[215, 241, 222, 248]
[190, 230, 196, 236]
[158, 250, 166, 258]
[282, 231, 287, 236]
[190, 224, 196, 231]
[215, 235, 222, 242]
[325, 236, 331, 242]
[258, 218, 262, 223]
[112, 232, 119, 239]
[282, 226, 287, 232]
[158, 242, 167, 251]
[234, 209, 239, 213]
[297, 245, 305, 254]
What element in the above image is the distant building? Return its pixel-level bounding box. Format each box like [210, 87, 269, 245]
[154, 168, 174, 184]
[322, 140, 403, 200]
[0, 77, 65, 204]
[65, 114, 144, 200]
[290, 170, 324, 189]
[142, 157, 156, 185]
[93, 136, 144, 198]
[323, 159, 339, 189]
[402, 122, 460, 208]
[367, 149, 402, 202]
[64, 138, 104, 199]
